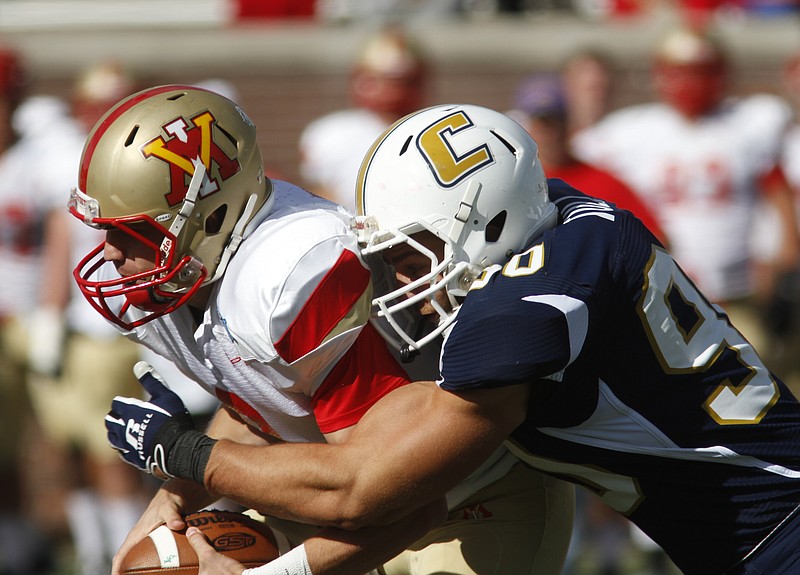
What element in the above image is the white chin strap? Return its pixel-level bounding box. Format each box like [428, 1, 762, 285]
[166, 161, 206, 241]
[208, 192, 259, 284]
[162, 160, 266, 286]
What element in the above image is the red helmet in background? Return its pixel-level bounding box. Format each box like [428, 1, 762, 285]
[652, 27, 727, 120]
[349, 26, 429, 119]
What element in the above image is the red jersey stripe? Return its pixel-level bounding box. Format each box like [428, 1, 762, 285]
[312, 322, 410, 434]
[274, 248, 370, 363]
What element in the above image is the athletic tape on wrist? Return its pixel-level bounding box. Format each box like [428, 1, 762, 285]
[167, 430, 217, 483]
[241, 543, 313, 575]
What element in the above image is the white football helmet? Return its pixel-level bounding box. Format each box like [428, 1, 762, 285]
[69, 85, 273, 329]
[354, 103, 556, 357]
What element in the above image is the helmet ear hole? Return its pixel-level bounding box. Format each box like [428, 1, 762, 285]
[485, 210, 507, 243]
[205, 204, 228, 234]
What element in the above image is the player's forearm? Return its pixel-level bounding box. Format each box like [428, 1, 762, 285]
[203, 382, 521, 531]
[204, 439, 366, 529]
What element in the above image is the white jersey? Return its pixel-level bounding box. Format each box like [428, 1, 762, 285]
[0, 96, 83, 316]
[298, 108, 388, 212]
[573, 95, 791, 301]
[125, 182, 389, 442]
[752, 122, 800, 259]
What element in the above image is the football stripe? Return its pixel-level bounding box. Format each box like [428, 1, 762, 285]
[148, 525, 182, 568]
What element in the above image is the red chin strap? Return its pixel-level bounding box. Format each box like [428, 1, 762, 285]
[73, 242, 207, 331]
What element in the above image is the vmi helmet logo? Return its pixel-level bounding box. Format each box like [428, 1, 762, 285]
[141, 111, 241, 208]
[212, 532, 256, 551]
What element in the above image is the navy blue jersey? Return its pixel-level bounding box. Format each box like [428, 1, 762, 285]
[439, 180, 800, 574]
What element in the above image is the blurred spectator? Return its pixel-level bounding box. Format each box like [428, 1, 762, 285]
[572, 25, 799, 368]
[561, 47, 615, 136]
[677, 0, 799, 26]
[0, 46, 70, 574]
[298, 25, 430, 212]
[509, 72, 667, 244]
[23, 60, 153, 575]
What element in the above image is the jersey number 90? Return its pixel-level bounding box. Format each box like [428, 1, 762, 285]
[639, 247, 779, 425]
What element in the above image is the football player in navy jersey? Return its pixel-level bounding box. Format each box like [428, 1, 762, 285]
[127, 104, 800, 575]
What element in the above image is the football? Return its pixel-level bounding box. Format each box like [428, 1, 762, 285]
[118, 509, 281, 574]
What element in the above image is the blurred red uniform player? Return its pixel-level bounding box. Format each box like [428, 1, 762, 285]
[299, 26, 430, 212]
[573, 26, 799, 370]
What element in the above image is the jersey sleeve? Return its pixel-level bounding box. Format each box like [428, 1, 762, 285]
[439, 278, 585, 390]
[269, 236, 411, 433]
[272, 246, 372, 364]
[439, 223, 605, 390]
[222, 202, 411, 434]
[218, 200, 376, 388]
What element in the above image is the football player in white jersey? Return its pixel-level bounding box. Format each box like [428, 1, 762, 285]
[572, 26, 799, 363]
[123, 103, 800, 575]
[298, 25, 429, 213]
[70, 86, 573, 575]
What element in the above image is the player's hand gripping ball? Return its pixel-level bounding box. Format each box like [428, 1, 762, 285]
[118, 510, 280, 574]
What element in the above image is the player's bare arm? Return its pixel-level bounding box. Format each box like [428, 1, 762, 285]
[204, 380, 530, 529]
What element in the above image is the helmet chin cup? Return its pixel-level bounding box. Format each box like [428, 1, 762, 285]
[73, 236, 207, 331]
[124, 285, 174, 313]
[123, 255, 206, 313]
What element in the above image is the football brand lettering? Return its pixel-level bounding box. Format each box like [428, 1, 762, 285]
[141, 111, 241, 207]
[125, 412, 153, 461]
[212, 532, 256, 551]
[186, 513, 235, 527]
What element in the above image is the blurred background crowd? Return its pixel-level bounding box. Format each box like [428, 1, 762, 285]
[0, 0, 798, 574]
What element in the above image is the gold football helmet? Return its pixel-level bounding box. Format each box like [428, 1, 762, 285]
[69, 85, 273, 329]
